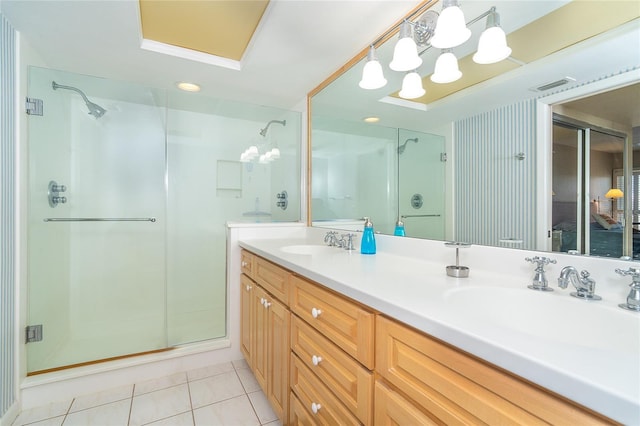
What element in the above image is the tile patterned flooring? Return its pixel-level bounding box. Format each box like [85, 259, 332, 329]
[12, 359, 280, 426]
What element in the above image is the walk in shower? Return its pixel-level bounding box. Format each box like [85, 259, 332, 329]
[26, 67, 300, 373]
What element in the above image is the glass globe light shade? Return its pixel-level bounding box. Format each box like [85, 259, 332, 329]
[270, 148, 281, 159]
[473, 26, 512, 64]
[359, 46, 387, 89]
[430, 5, 471, 49]
[246, 145, 259, 159]
[398, 72, 426, 99]
[430, 52, 462, 84]
[389, 22, 422, 72]
[359, 59, 387, 89]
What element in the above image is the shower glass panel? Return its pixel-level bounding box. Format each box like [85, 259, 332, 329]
[27, 67, 167, 373]
[27, 67, 302, 373]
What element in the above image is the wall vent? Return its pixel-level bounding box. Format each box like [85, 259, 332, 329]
[530, 77, 576, 92]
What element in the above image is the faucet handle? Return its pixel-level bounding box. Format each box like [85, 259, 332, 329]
[342, 233, 356, 251]
[525, 256, 557, 267]
[615, 267, 640, 283]
[616, 268, 640, 312]
[525, 256, 556, 291]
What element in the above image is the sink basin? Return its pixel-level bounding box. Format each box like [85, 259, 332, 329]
[279, 244, 338, 255]
[444, 286, 639, 354]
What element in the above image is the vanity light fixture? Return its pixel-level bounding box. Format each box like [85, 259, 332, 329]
[358, 3, 513, 100]
[430, 0, 471, 49]
[431, 50, 462, 84]
[176, 82, 201, 92]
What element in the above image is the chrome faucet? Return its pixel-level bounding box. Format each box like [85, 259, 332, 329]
[323, 231, 339, 246]
[615, 267, 640, 312]
[525, 256, 557, 291]
[557, 266, 601, 300]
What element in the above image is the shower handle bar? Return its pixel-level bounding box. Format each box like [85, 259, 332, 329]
[401, 214, 441, 218]
[44, 217, 156, 223]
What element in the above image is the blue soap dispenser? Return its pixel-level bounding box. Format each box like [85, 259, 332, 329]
[394, 218, 405, 236]
[361, 217, 376, 254]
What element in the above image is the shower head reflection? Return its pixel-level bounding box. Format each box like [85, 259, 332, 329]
[52, 81, 106, 118]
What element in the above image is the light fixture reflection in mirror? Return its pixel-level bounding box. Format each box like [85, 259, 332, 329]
[358, 2, 513, 98]
[310, 0, 639, 258]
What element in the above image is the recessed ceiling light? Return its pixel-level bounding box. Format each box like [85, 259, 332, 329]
[177, 82, 201, 92]
[363, 116, 380, 123]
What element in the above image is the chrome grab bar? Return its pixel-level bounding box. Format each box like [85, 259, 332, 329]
[44, 217, 156, 222]
[401, 214, 441, 218]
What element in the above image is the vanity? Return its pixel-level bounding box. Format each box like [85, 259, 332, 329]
[237, 231, 639, 425]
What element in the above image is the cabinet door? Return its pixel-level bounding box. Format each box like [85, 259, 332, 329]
[252, 285, 269, 392]
[374, 381, 439, 426]
[266, 295, 290, 423]
[240, 274, 254, 361]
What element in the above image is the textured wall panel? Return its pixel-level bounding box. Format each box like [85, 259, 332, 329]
[0, 11, 17, 418]
[455, 100, 536, 249]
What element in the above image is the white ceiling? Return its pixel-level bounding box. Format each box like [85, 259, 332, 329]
[0, 0, 421, 110]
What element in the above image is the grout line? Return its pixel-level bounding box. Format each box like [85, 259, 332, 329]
[186, 380, 196, 425]
[127, 385, 135, 426]
[235, 369, 262, 424]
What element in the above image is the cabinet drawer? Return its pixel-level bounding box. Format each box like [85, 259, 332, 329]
[255, 256, 290, 305]
[374, 381, 439, 426]
[376, 316, 612, 425]
[290, 275, 374, 368]
[291, 316, 373, 424]
[240, 250, 254, 277]
[290, 392, 317, 426]
[290, 353, 360, 426]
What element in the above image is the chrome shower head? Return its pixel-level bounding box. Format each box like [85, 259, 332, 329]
[398, 137, 418, 154]
[52, 81, 106, 118]
[259, 119, 286, 137]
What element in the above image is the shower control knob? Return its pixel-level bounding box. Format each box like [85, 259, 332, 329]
[52, 196, 67, 204]
[51, 184, 66, 192]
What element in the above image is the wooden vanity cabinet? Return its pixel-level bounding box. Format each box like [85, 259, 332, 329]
[375, 315, 615, 425]
[240, 249, 615, 425]
[240, 250, 290, 424]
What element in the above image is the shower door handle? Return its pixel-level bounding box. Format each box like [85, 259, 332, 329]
[44, 217, 157, 222]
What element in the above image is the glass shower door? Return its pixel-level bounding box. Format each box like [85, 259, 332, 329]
[398, 129, 446, 239]
[27, 67, 168, 373]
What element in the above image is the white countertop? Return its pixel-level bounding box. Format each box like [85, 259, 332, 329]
[239, 237, 640, 425]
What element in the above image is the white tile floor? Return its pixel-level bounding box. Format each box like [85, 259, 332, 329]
[12, 359, 280, 426]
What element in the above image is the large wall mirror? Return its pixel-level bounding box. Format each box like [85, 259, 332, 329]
[309, 0, 639, 259]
